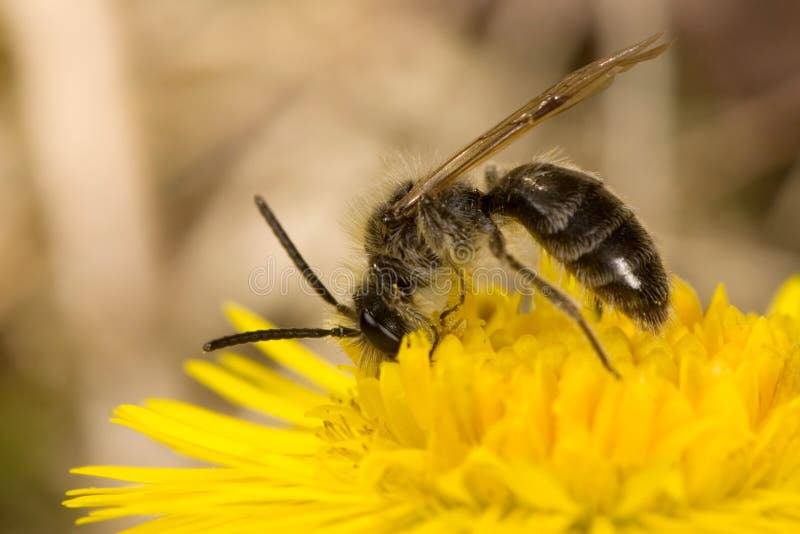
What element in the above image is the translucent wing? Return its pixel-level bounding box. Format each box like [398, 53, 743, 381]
[393, 32, 669, 212]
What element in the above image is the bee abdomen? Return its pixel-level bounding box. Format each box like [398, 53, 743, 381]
[482, 162, 670, 329]
[566, 215, 670, 328]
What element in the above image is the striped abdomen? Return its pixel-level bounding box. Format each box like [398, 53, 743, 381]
[482, 162, 670, 329]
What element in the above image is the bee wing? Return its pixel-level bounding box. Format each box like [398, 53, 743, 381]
[393, 32, 669, 212]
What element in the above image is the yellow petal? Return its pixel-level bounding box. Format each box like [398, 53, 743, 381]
[184, 359, 320, 427]
[769, 275, 800, 320]
[398, 332, 434, 433]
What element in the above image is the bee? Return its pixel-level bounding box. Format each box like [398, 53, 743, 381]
[204, 33, 671, 377]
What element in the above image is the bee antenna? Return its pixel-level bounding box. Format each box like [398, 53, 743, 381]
[203, 326, 360, 352]
[254, 196, 355, 319]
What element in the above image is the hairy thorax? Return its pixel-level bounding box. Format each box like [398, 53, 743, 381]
[363, 182, 494, 294]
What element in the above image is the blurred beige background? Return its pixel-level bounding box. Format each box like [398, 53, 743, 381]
[0, 1, 798, 532]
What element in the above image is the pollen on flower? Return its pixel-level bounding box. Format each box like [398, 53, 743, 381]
[64, 273, 800, 533]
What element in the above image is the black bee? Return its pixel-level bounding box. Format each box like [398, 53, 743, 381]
[204, 34, 671, 377]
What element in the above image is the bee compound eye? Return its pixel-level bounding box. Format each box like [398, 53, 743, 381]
[359, 308, 402, 356]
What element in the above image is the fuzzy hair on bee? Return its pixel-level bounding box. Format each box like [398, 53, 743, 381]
[203, 33, 672, 379]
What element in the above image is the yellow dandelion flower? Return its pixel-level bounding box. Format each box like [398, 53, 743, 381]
[65, 273, 800, 533]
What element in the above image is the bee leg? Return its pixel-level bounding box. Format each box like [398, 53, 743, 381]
[593, 296, 604, 321]
[488, 231, 621, 379]
[428, 326, 440, 362]
[439, 269, 466, 326]
[484, 164, 501, 189]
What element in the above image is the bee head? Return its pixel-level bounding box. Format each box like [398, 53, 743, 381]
[354, 286, 409, 357]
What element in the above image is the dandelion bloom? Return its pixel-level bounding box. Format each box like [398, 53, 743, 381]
[65, 272, 800, 533]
